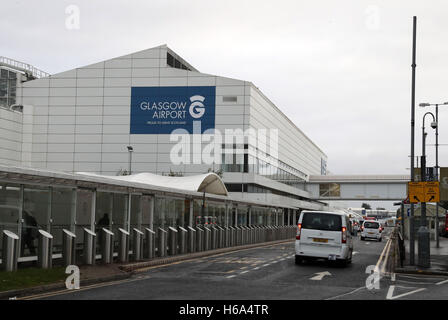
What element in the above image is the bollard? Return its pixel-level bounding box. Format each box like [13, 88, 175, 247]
[132, 228, 144, 261]
[1, 230, 19, 271]
[178, 227, 188, 254]
[211, 226, 218, 250]
[195, 226, 204, 252]
[83, 228, 96, 265]
[235, 226, 242, 246]
[229, 226, 236, 247]
[144, 228, 155, 259]
[37, 230, 53, 269]
[203, 226, 211, 251]
[62, 229, 76, 267]
[118, 228, 130, 263]
[187, 226, 196, 253]
[217, 226, 224, 248]
[223, 226, 230, 247]
[157, 228, 167, 257]
[101, 228, 114, 264]
[168, 227, 178, 256]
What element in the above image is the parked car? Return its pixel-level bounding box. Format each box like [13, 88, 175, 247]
[295, 210, 353, 266]
[360, 221, 382, 242]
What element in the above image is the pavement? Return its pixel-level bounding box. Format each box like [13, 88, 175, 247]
[396, 235, 448, 275]
[1, 238, 291, 300]
[0, 264, 131, 300]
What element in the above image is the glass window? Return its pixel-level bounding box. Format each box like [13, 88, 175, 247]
[319, 183, 341, 197]
[141, 195, 152, 230]
[51, 188, 74, 255]
[301, 212, 342, 231]
[21, 186, 50, 257]
[130, 194, 142, 230]
[0, 184, 21, 258]
[75, 189, 93, 249]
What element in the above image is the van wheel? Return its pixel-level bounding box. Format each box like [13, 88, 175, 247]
[295, 256, 303, 265]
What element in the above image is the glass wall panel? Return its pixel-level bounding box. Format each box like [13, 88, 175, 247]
[75, 189, 93, 249]
[141, 195, 152, 230]
[51, 188, 73, 255]
[95, 191, 113, 255]
[154, 197, 166, 230]
[130, 194, 142, 231]
[0, 184, 21, 258]
[21, 186, 50, 257]
[112, 193, 128, 252]
[237, 206, 248, 226]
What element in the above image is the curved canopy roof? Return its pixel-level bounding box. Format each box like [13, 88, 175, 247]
[76, 172, 228, 196]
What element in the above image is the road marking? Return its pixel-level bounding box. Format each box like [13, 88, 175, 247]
[365, 242, 370, 244]
[436, 279, 448, 285]
[226, 275, 236, 279]
[310, 271, 331, 281]
[253, 267, 260, 270]
[386, 285, 426, 300]
[352, 251, 359, 256]
[325, 286, 365, 300]
[263, 263, 270, 267]
[240, 270, 249, 274]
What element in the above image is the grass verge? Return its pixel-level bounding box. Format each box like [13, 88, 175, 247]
[0, 267, 66, 292]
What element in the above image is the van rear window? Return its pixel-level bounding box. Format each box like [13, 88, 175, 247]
[301, 212, 342, 231]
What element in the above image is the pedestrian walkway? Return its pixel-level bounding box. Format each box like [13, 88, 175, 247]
[398, 236, 448, 274]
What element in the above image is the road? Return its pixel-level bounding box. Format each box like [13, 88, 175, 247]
[25, 227, 448, 300]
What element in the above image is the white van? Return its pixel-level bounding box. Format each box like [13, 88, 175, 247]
[295, 211, 354, 266]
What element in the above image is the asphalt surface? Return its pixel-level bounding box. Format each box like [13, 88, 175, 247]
[24, 227, 448, 300]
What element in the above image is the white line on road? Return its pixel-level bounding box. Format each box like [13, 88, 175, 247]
[240, 271, 249, 274]
[263, 263, 271, 267]
[436, 279, 448, 286]
[226, 275, 236, 279]
[253, 267, 260, 270]
[386, 285, 426, 300]
[325, 286, 365, 300]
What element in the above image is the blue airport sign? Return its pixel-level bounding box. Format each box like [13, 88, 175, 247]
[130, 86, 216, 134]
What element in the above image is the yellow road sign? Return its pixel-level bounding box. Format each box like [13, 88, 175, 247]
[424, 181, 440, 202]
[408, 182, 424, 203]
[408, 181, 440, 203]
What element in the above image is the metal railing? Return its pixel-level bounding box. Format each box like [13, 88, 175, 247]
[0, 56, 50, 79]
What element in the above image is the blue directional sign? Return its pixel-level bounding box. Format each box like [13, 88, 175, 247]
[130, 86, 216, 134]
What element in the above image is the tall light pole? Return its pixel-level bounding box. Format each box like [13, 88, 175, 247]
[418, 112, 437, 268]
[409, 16, 417, 266]
[419, 101, 448, 248]
[127, 146, 133, 175]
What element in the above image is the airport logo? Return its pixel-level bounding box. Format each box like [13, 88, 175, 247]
[130, 86, 215, 134]
[189, 95, 206, 119]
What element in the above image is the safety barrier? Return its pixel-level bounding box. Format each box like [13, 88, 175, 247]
[4, 225, 296, 271]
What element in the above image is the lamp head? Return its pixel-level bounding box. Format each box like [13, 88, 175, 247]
[127, 146, 133, 152]
[431, 121, 438, 129]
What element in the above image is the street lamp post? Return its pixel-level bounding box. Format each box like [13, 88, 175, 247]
[419, 101, 448, 248]
[127, 146, 133, 175]
[418, 111, 437, 268]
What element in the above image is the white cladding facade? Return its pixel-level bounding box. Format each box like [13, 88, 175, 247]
[13, 45, 327, 210]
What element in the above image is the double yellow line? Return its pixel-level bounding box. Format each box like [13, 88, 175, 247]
[375, 235, 393, 276]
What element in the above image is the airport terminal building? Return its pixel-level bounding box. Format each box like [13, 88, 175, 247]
[1, 45, 327, 210]
[0, 46, 331, 264]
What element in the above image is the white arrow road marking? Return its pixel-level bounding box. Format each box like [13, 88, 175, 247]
[310, 271, 332, 281]
[386, 285, 426, 300]
[352, 251, 359, 256]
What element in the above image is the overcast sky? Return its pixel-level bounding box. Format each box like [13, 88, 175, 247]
[2, 0, 448, 210]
